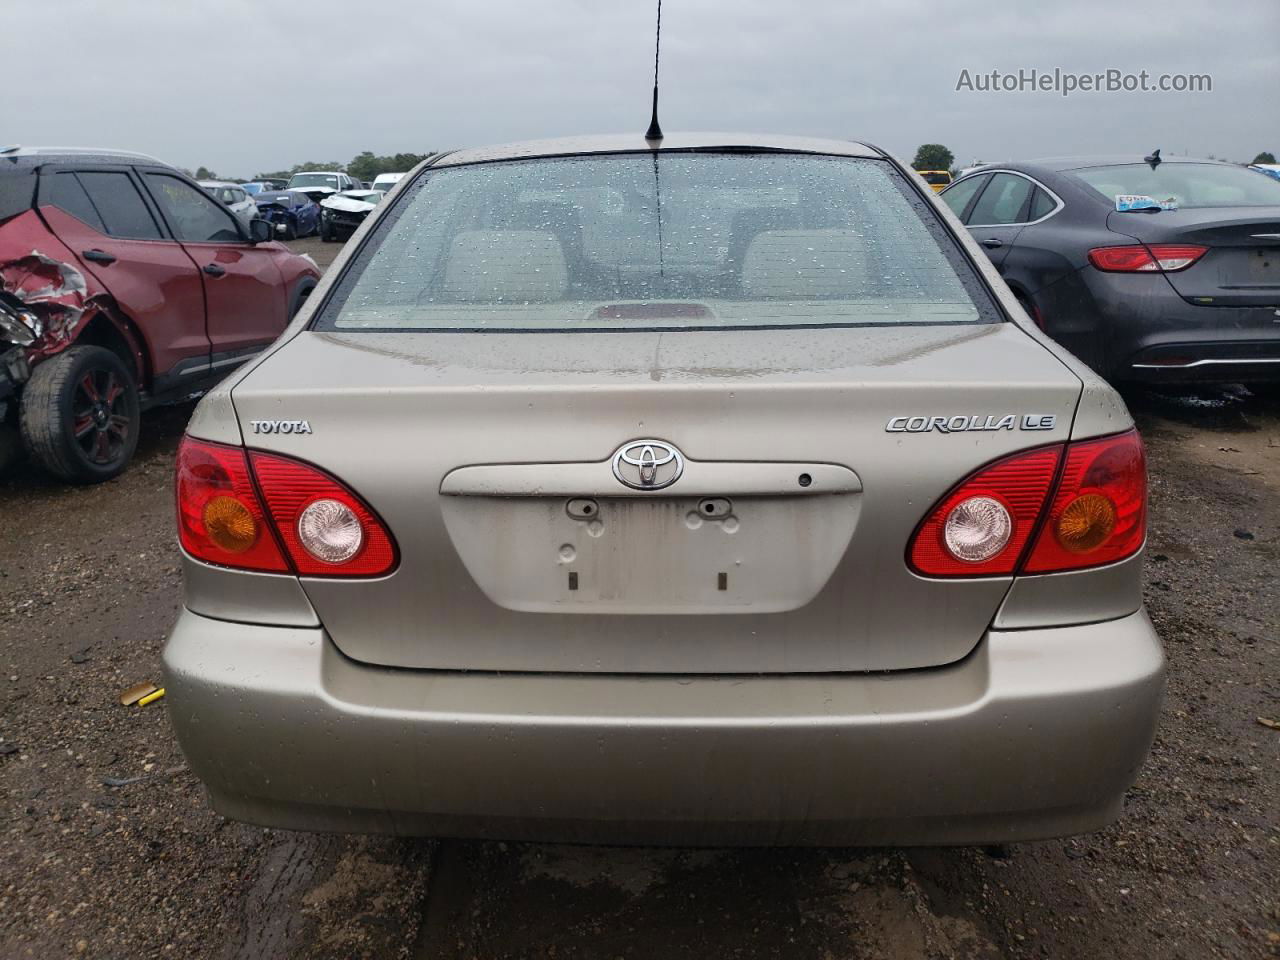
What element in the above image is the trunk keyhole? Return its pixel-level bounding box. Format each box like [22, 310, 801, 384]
[566, 498, 599, 520]
[698, 498, 732, 518]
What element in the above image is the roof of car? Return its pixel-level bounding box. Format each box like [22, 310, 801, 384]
[0, 145, 166, 169]
[198, 180, 241, 189]
[433, 133, 881, 167]
[1021, 155, 1227, 172]
[290, 171, 344, 176]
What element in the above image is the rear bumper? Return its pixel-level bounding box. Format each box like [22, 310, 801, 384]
[1083, 272, 1280, 382]
[1126, 341, 1280, 384]
[163, 609, 1164, 846]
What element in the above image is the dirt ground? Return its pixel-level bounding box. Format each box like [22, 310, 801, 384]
[1, 237, 1276, 958]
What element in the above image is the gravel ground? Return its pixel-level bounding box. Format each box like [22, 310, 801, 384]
[1, 240, 1276, 957]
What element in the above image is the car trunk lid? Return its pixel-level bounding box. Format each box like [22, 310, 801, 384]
[231, 323, 1081, 674]
[1108, 207, 1280, 306]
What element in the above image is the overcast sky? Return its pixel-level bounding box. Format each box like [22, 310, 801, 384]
[3, 0, 1276, 177]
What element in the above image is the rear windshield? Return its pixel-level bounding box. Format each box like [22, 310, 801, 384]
[1072, 162, 1280, 209]
[290, 173, 339, 188]
[315, 153, 997, 332]
[921, 172, 952, 185]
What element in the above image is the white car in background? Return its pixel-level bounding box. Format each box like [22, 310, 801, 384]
[371, 172, 406, 194]
[286, 170, 361, 203]
[319, 188, 383, 241]
[198, 181, 257, 222]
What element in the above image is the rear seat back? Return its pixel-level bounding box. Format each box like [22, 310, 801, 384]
[442, 230, 569, 303]
[741, 229, 871, 299]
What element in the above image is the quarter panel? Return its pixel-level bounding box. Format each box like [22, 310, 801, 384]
[995, 549, 1143, 629]
[181, 553, 319, 627]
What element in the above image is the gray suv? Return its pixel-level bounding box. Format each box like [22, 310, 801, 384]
[163, 134, 1164, 845]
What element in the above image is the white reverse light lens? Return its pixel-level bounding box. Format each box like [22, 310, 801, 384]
[944, 495, 1012, 563]
[297, 498, 364, 564]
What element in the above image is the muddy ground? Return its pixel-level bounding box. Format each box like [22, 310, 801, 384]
[1, 237, 1276, 958]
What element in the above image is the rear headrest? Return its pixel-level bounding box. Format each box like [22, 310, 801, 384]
[741, 229, 870, 298]
[441, 230, 568, 303]
[728, 206, 801, 266]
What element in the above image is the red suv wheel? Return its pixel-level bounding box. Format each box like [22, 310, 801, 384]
[18, 345, 141, 483]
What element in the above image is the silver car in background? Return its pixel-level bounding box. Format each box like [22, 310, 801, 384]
[164, 134, 1164, 845]
[197, 180, 258, 223]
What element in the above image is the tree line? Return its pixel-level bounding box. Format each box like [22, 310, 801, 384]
[190, 150, 436, 184]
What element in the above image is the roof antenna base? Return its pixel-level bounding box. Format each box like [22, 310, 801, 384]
[645, 87, 663, 142]
[1144, 148, 1162, 168]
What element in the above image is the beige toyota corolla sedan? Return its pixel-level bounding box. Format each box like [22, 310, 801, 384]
[164, 134, 1164, 845]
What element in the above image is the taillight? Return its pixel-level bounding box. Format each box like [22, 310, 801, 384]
[1023, 430, 1145, 573]
[250, 452, 397, 576]
[908, 446, 1063, 576]
[909, 430, 1146, 577]
[1088, 244, 1207, 273]
[175, 437, 396, 577]
[176, 437, 289, 572]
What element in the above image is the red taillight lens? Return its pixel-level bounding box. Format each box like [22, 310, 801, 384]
[176, 437, 289, 572]
[176, 437, 397, 577]
[250, 452, 397, 576]
[1147, 244, 1209, 271]
[1023, 430, 1146, 573]
[1088, 243, 1207, 273]
[908, 430, 1147, 578]
[908, 446, 1063, 576]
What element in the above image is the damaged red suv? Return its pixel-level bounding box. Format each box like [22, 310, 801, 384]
[0, 147, 320, 482]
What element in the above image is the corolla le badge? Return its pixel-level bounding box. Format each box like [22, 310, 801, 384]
[886, 414, 1056, 433]
[612, 440, 684, 490]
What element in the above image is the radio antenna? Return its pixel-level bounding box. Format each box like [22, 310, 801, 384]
[645, 0, 664, 141]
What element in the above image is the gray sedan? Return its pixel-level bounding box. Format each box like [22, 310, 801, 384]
[163, 134, 1163, 845]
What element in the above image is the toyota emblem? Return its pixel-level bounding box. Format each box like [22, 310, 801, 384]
[611, 439, 684, 490]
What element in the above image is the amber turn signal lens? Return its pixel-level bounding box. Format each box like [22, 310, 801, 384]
[202, 495, 258, 553]
[1055, 493, 1117, 553]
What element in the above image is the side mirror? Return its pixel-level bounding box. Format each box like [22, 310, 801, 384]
[248, 218, 273, 244]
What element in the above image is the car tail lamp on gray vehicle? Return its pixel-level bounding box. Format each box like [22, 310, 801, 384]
[1086, 244, 1208, 273]
[909, 429, 1146, 577]
[176, 437, 397, 576]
